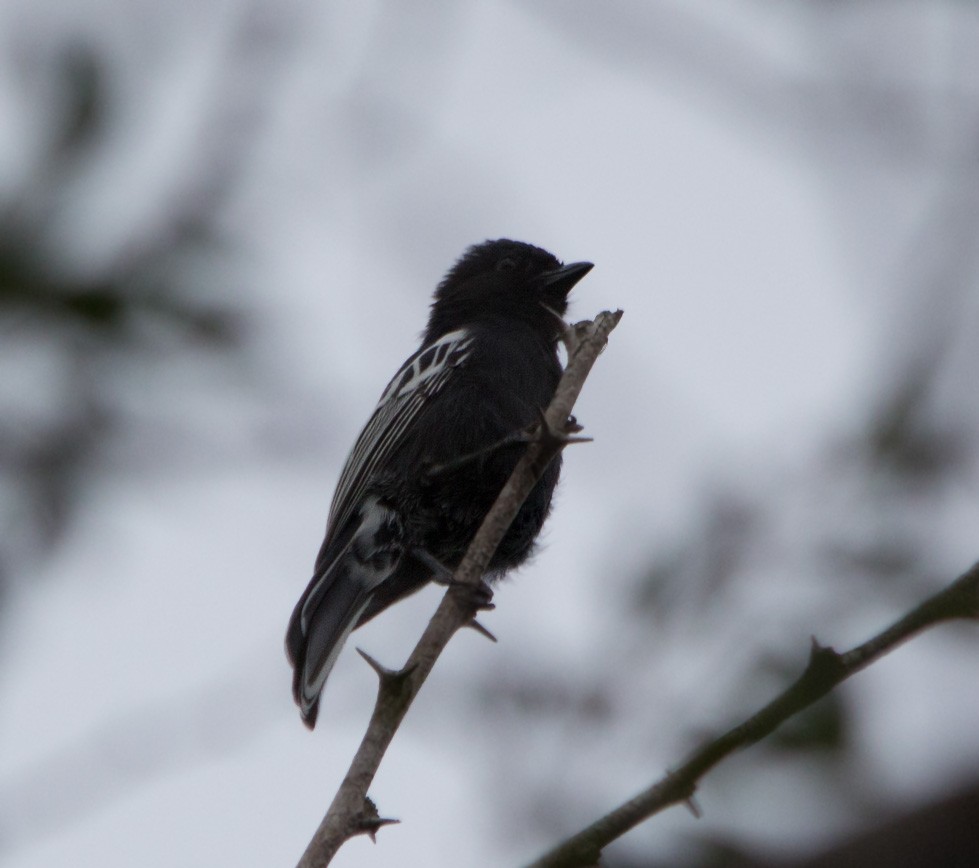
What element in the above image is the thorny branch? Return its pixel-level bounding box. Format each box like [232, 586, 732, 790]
[526, 560, 979, 868]
[296, 309, 624, 868]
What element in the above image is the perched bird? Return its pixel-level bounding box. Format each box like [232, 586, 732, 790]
[286, 239, 593, 728]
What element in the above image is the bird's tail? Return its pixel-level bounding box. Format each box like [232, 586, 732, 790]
[286, 563, 371, 729]
[286, 498, 404, 728]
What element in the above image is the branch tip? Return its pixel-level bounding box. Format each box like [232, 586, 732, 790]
[566, 311, 620, 356]
[600, 308, 625, 328]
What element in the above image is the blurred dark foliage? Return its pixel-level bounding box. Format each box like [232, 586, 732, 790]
[632, 492, 762, 620]
[0, 44, 244, 602]
[479, 671, 613, 723]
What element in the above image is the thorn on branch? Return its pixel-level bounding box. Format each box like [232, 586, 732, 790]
[356, 648, 416, 688]
[465, 617, 498, 643]
[662, 768, 700, 816]
[807, 636, 842, 668]
[359, 796, 400, 843]
[798, 636, 847, 693]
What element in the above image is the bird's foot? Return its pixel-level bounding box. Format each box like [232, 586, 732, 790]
[530, 407, 593, 450]
[411, 546, 495, 610]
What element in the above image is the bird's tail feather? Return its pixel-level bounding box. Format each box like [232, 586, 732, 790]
[287, 497, 403, 728]
[287, 566, 371, 729]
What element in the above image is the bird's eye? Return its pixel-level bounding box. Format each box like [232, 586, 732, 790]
[496, 258, 517, 273]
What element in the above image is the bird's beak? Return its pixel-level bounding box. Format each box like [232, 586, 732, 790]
[540, 261, 594, 296]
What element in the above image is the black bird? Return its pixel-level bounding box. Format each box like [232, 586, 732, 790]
[286, 239, 593, 728]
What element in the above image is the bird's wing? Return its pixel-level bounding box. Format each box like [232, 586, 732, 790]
[324, 327, 474, 546]
[288, 327, 475, 705]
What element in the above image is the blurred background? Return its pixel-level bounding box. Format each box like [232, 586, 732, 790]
[2, 1, 978, 866]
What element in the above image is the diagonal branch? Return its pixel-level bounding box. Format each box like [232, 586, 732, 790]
[527, 560, 979, 868]
[296, 309, 624, 868]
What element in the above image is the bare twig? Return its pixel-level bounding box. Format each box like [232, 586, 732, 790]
[296, 309, 624, 868]
[527, 560, 979, 868]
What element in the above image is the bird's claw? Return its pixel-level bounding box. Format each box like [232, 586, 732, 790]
[530, 407, 592, 449]
[413, 548, 495, 610]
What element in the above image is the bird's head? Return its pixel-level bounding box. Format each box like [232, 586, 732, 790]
[425, 239, 593, 341]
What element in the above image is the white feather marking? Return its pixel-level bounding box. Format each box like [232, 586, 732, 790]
[302, 597, 369, 708]
[378, 328, 472, 406]
[327, 328, 473, 533]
